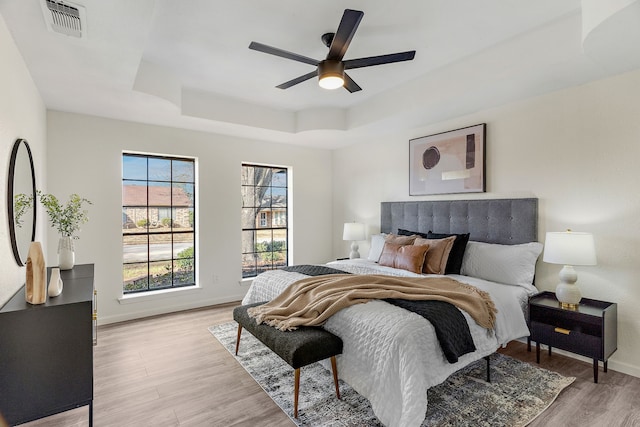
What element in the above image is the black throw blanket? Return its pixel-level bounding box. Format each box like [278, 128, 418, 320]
[279, 265, 476, 363]
[384, 298, 476, 363]
[281, 264, 350, 276]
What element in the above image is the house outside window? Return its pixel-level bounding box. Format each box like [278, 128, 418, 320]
[241, 164, 288, 278]
[122, 153, 196, 293]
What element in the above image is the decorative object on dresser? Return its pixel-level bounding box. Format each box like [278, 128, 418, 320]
[343, 222, 365, 259]
[543, 230, 597, 309]
[37, 191, 92, 270]
[25, 241, 46, 304]
[409, 123, 486, 196]
[58, 236, 75, 270]
[0, 264, 96, 426]
[48, 267, 64, 297]
[528, 291, 617, 383]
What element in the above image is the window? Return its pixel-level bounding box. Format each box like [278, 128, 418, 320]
[122, 153, 196, 294]
[273, 211, 285, 226]
[241, 164, 288, 278]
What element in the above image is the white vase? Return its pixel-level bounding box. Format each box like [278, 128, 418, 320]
[58, 236, 75, 270]
[48, 267, 64, 297]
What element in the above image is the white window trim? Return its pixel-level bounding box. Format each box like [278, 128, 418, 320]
[118, 284, 201, 304]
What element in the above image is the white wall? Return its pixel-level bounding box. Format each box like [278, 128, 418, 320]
[46, 111, 333, 324]
[0, 14, 47, 307]
[332, 69, 640, 378]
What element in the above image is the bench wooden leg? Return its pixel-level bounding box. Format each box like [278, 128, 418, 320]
[330, 356, 340, 399]
[485, 355, 491, 383]
[294, 358, 339, 418]
[235, 324, 242, 355]
[294, 368, 300, 418]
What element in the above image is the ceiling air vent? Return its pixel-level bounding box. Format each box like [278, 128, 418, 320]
[40, 0, 86, 39]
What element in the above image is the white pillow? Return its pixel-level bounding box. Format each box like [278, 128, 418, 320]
[461, 241, 543, 287]
[367, 233, 387, 262]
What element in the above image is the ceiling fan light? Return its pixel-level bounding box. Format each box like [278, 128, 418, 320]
[318, 60, 345, 90]
[319, 75, 344, 90]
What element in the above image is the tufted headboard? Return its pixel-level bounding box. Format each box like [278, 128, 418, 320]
[381, 198, 538, 244]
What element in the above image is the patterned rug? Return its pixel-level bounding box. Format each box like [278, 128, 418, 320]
[209, 322, 574, 426]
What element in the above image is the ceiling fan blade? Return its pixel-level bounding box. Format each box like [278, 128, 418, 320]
[343, 73, 362, 93]
[343, 51, 416, 70]
[276, 70, 319, 89]
[327, 9, 364, 61]
[249, 42, 319, 66]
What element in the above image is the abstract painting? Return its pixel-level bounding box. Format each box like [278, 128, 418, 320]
[409, 124, 486, 195]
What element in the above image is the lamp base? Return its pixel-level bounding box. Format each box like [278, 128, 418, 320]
[555, 265, 581, 309]
[559, 302, 579, 310]
[349, 241, 360, 259]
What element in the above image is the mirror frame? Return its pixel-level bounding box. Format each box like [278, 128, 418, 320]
[7, 138, 37, 266]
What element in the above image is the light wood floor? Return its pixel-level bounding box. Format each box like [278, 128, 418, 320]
[19, 302, 640, 427]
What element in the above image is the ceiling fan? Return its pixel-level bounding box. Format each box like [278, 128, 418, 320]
[249, 9, 416, 93]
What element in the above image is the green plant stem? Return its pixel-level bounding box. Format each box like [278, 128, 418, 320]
[37, 191, 92, 239]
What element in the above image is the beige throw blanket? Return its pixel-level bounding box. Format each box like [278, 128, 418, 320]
[248, 274, 497, 331]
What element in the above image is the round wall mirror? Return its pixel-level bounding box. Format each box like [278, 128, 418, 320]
[7, 138, 36, 266]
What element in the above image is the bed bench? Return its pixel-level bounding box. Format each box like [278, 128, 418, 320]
[233, 302, 343, 418]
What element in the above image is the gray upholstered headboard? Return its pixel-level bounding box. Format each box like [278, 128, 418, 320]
[381, 198, 538, 244]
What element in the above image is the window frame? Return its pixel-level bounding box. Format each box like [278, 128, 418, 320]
[122, 152, 197, 294]
[241, 163, 290, 279]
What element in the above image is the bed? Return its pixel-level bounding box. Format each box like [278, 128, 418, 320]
[242, 198, 541, 427]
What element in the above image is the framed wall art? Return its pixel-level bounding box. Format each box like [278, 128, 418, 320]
[409, 123, 486, 196]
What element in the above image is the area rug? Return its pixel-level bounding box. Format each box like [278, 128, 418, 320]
[209, 322, 575, 426]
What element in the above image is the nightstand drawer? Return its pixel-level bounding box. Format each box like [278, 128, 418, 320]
[531, 320, 601, 359]
[530, 305, 603, 334]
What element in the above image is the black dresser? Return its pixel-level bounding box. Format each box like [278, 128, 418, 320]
[0, 264, 95, 426]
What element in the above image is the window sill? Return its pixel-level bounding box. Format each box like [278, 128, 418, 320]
[118, 285, 201, 304]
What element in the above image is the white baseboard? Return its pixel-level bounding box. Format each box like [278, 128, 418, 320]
[98, 294, 245, 325]
[514, 338, 640, 379]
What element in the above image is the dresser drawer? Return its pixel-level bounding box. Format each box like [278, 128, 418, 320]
[530, 320, 602, 359]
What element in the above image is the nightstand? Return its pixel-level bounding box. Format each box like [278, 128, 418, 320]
[528, 291, 617, 383]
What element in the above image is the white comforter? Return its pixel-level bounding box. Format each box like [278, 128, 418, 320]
[242, 259, 535, 427]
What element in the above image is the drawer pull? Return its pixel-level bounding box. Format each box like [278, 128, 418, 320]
[554, 327, 571, 335]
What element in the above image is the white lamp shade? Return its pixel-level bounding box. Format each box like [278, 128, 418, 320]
[343, 222, 365, 241]
[543, 231, 597, 266]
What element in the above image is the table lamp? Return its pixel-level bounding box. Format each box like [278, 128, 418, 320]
[343, 222, 366, 259]
[543, 230, 597, 309]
